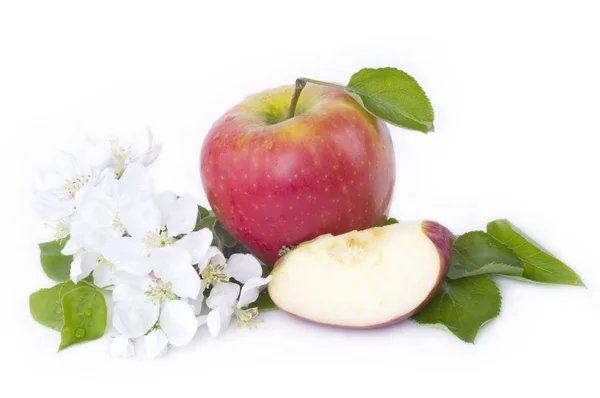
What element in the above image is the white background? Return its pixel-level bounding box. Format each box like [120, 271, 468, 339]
[1, 0, 599, 396]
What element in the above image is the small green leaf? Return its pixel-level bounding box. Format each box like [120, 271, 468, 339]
[59, 286, 107, 351]
[448, 231, 523, 279]
[195, 215, 217, 232]
[30, 281, 77, 331]
[413, 275, 501, 343]
[198, 205, 211, 219]
[214, 222, 237, 248]
[384, 217, 399, 225]
[486, 219, 584, 286]
[39, 238, 73, 281]
[254, 290, 277, 311]
[346, 67, 434, 133]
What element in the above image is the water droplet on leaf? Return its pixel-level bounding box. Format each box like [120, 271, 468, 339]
[84, 309, 93, 317]
[75, 328, 86, 338]
[55, 307, 63, 315]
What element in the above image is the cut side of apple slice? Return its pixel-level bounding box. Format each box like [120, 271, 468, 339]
[268, 221, 453, 328]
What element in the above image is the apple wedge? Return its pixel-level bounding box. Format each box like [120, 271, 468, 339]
[268, 221, 453, 328]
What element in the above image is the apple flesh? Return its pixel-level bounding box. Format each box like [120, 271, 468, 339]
[201, 84, 395, 265]
[268, 221, 453, 328]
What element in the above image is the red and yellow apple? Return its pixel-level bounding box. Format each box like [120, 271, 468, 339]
[268, 221, 453, 328]
[201, 84, 395, 264]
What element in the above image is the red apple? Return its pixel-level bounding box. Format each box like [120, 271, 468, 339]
[268, 221, 453, 328]
[201, 84, 395, 265]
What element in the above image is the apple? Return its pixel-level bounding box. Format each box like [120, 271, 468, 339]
[201, 84, 395, 265]
[267, 221, 453, 328]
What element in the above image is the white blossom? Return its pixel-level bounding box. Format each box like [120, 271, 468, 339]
[203, 253, 271, 338]
[32, 153, 96, 221]
[85, 127, 162, 178]
[109, 335, 134, 359]
[200, 251, 263, 288]
[111, 247, 201, 339]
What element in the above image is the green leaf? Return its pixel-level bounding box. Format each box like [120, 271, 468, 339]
[59, 286, 107, 351]
[384, 217, 399, 225]
[254, 290, 277, 311]
[30, 281, 77, 331]
[453, 262, 524, 279]
[39, 238, 73, 281]
[486, 219, 584, 286]
[198, 205, 211, 219]
[214, 222, 237, 248]
[195, 215, 217, 232]
[412, 275, 501, 343]
[346, 67, 434, 133]
[448, 231, 523, 279]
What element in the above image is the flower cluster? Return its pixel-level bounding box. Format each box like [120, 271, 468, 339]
[32, 129, 270, 358]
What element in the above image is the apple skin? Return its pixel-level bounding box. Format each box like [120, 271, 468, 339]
[269, 221, 453, 329]
[201, 84, 395, 265]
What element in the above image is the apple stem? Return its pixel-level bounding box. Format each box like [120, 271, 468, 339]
[287, 78, 307, 119]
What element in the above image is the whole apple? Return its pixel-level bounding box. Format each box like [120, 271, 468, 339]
[201, 84, 395, 265]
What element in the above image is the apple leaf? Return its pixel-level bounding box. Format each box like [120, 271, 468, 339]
[59, 286, 107, 351]
[346, 67, 434, 133]
[30, 281, 77, 331]
[448, 231, 523, 279]
[486, 219, 584, 286]
[413, 275, 501, 343]
[384, 217, 399, 225]
[39, 238, 73, 282]
[254, 290, 277, 311]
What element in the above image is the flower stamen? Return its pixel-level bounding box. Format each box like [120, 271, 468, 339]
[64, 175, 91, 197]
[110, 139, 132, 178]
[112, 211, 124, 230]
[144, 226, 175, 248]
[201, 262, 231, 287]
[46, 220, 70, 240]
[233, 306, 260, 328]
[145, 279, 177, 305]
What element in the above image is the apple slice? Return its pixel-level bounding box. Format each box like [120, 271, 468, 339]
[268, 221, 453, 328]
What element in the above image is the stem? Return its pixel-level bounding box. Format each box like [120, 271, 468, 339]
[286, 77, 347, 120]
[287, 78, 306, 119]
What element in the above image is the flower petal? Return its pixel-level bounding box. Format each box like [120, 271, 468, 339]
[154, 192, 177, 220]
[206, 306, 233, 338]
[174, 228, 213, 265]
[109, 335, 134, 359]
[151, 247, 199, 299]
[138, 144, 162, 167]
[119, 199, 161, 239]
[198, 246, 226, 273]
[144, 330, 168, 359]
[75, 185, 117, 227]
[163, 194, 198, 236]
[237, 276, 272, 308]
[61, 237, 81, 256]
[70, 252, 98, 283]
[93, 264, 119, 288]
[102, 237, 151, 275]
[117, 163, 154, 206]
[160, 300, 198, 346]
[112, 275, 152, 301]
[184, 292, 204, 316]
[31, 189, 75, 221]
[112, 300, 159, 339]
[206, 282, 240, 309]
[83, 226, 121, 253]
[130, 128, 161, 167]
[226, 253, 263, 283]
